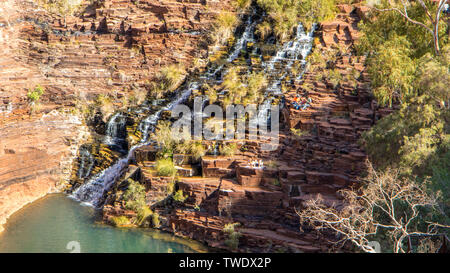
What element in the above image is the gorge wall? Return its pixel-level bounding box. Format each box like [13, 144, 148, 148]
[102, 4, 390, 252]
[0, 0, 233, 232]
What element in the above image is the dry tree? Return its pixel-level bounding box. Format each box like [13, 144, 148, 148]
[297, 162, 449, 253]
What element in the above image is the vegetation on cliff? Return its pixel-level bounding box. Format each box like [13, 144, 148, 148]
[122, 179, 146, 211]
[358, 2, 449, 207]
[299, 0, 449, 253]
[256, 0, 338, 40]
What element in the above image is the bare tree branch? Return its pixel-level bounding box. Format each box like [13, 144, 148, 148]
[297, 161, 449, 253]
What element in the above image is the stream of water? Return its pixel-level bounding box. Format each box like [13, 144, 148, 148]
[0, 194, 207, 253]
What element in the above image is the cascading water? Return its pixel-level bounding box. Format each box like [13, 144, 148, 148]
[71, 8, 316, 208]
[264, 23, 316, 94]
[204, 9, 259, 81]
[77, 147, 95, 179]
[71, 83, 198, 207]
[104, 112, 128, 152]
[255, 23, 316, 124]
[227, 10, 258, 63]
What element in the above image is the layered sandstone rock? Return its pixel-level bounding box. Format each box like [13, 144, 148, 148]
[0, 0, 233, 112]
[0, 110, 89, 232]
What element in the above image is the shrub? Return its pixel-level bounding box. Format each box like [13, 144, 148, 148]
[128, 88, 147, 105]
[219, 143, 238, 156]
[27, 84, 45, 103]
[204, 84, 218, 104]
[173, 189, 187, 203]
[221, 69, 267, 107]
[160, 64, 185, 90]
[325, 69, 343, 90]
[291, 128, 310, 138]
[122, 179, 146, 212]
[135, 206, 153, 227]
[189, 141, 206, 161]
[110, 216, 130, 227]
[95, 94, 115, 121]
[156, 158, 177, 177]
[150, 64, 185, 98]
[366, 35, 416, 107]
[212, 11, 238, 45]
[246, 72, 268, 104]
[257, 0, 336, 41]
[152, 121, 176, 154]
[232, 0, 251, 10]
[223, 223, 241, 250]
[362, 95, 447, 175]
[38, 0, 82, 17]
[166, 180, 175, 195]
[255, 21, 273, 41]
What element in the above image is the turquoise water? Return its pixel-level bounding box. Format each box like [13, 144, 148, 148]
[0, 194, 206, 253]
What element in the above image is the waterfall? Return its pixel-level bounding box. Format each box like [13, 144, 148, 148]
[71, 83, 197, 207]
[255, 23, 316, 125]
[77, 147, 94, 179]
[104, 112, 127, 146]
[227, 11, 257, 63]
[264, 23, 316, 94]
[204, 9, 258, 81]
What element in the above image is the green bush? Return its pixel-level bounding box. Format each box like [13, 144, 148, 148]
[291, 128, 310, 138]
[95, 94, 115, 121]
[152, 212, 161, 228]
[122, 179, 146, 212]
[150, 64, 185, 98]
[152, 121, 176, 154]
[173, 189, 187, 203]
[325, 69, 343, 90]
[219, 143, 238, 156]
[257, 0, 336, 41]
[366, 35, 416, 107]
[135, 206, 153, 227]
[166, 180, 175, 195]
[223, 223, 241, 250]
[156, 158, 177, 177]
[110, 216, 130, 227]
[27, 84, 45, 103]
[203, 84, 218, 104]
[232, 0, 252, 10]
[211, 11, 238, 45]
[221, 69, 267, 107]
[189, 141, 206, 161]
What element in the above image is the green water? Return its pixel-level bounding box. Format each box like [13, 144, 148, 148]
[0, 194, 206, 253]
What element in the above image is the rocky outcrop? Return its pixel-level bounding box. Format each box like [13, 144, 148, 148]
[0, 110, 89, 232]
[0, 0, 233, 112]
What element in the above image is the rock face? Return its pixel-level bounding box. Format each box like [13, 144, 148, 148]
[0, 110, 89, 232]
[0, 0, 232, 232]
[0, 0, 233, 111]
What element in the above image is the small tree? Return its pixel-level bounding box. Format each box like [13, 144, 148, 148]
[372, 0, 448, 55]
[297, 162, 449, 253]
